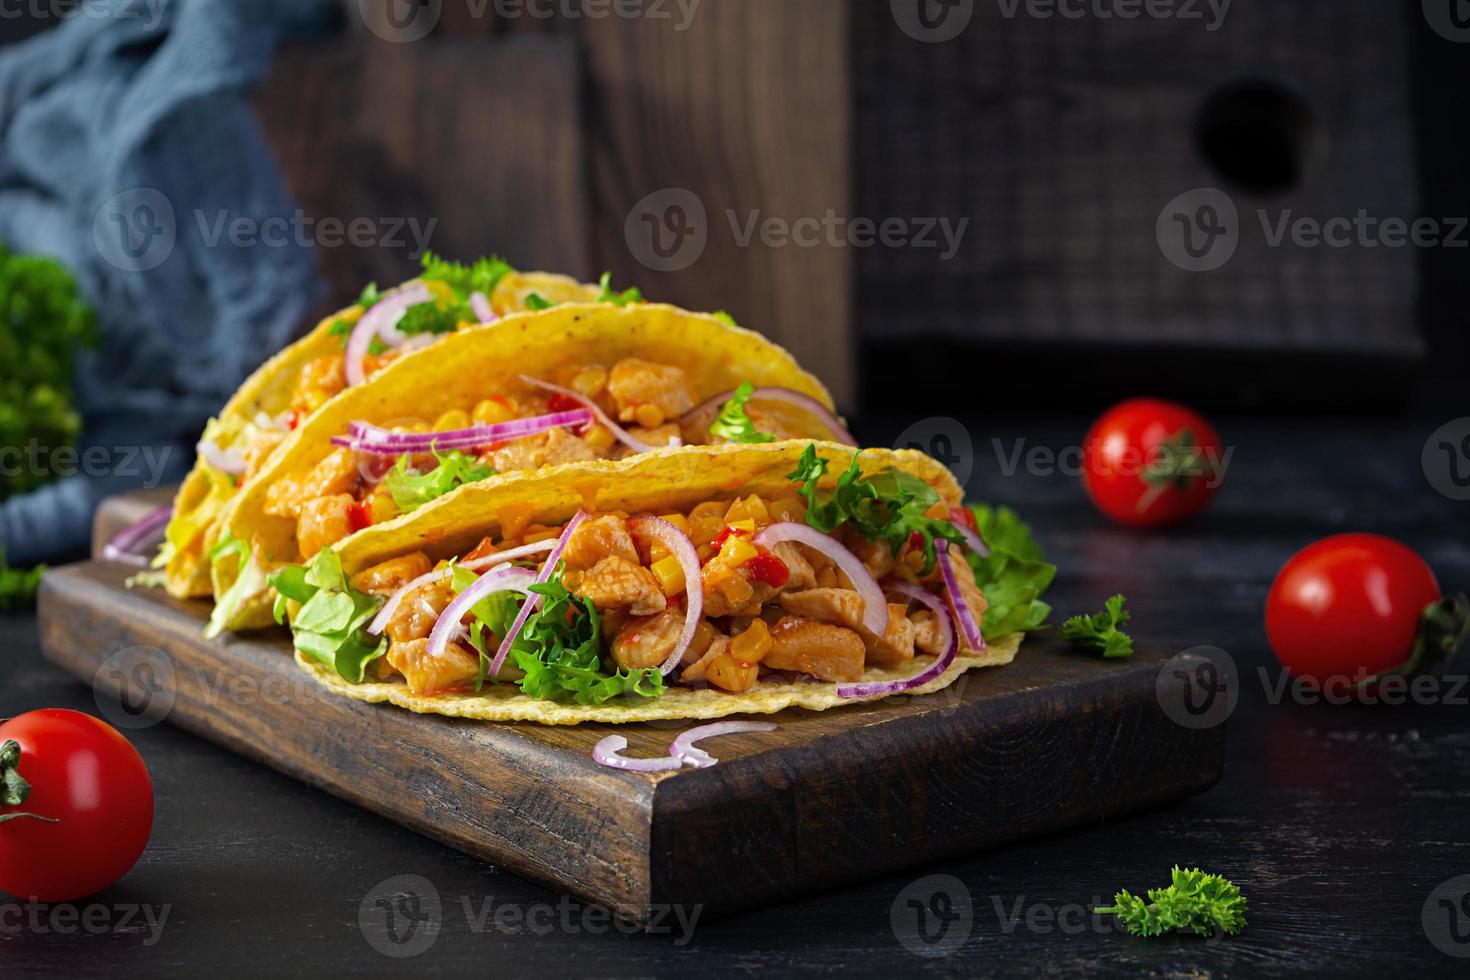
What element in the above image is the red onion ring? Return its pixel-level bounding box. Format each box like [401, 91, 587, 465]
[954, 522, 990, 559]
[752, 522, 888, 636]
[332, 409, 594, 456]
[344, 283, 433, 387]
[518, 375, 654, 454]
[669, 720, 778, 768]
[682, 386, 856, 446]
[102, 504, 173, 567]
[366, 540, 557, 637]
[488, 510, 587, 676]
[469, 291, 497, 324]
[427, 565, 537, 659]
[837, 583, 956, 698]
[937, 547, 985, 651]
[196, 438, 246, 475]
[627, 516, 703, 675]
[592, 735, 684, 772]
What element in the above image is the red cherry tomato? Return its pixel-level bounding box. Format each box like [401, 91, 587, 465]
[746, 552, 790, 588]
[347, 499, 374, 534]
[0, 709, 154, 902]
[1266, 534, 1442, 685]
[1083, 398, 1224, 527]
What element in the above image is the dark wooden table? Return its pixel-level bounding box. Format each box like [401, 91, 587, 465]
[4, 415, 1469, 978]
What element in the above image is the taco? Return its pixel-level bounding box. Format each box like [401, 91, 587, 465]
[160, 254, 630, 600]
[205, 305, 851, 635]
[270, 441, 1019, 725]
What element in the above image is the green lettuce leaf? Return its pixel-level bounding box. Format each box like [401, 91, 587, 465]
[594, 271, 643, 307]
[266, 550, 386, 683]
[965, 504, 1056, 640]
[709, 381, 775, 445]
[384, 449, 493, 514]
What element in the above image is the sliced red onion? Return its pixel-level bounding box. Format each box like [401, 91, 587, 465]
[426, 565, 537, 659]
[752, 522, 888, 637]
[196, 438, 246, 475]
[669, 720, 778, 769]
[592, 735, 684, 772]
[937, 547, 985, 651]
[627, 516, 703, 675]
[344, 283, 433, 387]
[469, 291, 497, 324]
[518, 375, 654, 454]
[489, 510, 587, 676]
[954, 522, 990, 559]
[682, 386, 856, 446]
[102, 505, 173, 567]
[365, 540, 557, 637]
[331, 409, 594, 456]
[837, 583, 955, 699]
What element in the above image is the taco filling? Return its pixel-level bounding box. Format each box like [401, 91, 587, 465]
[270, 446, 992, 704]
[262, 367, 851, 561]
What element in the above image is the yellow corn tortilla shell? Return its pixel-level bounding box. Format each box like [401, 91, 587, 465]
[162, 270, 602, 600]
[290, 441, 995, 725]
[210, 309, 839, 631]
[295, 633, 1022, 725]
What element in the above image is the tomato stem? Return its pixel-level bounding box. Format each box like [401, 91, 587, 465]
[0, 738, 55, 824]
[1137, 427, 1216, 513]
[1357, 593, 1470, 692]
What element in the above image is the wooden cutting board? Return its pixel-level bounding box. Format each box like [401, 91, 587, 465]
[43, 495, 1226, 924]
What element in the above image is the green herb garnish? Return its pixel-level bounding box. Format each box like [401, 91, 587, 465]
[327, 282, 384, 343]
[965, 504, 1055, 641]
[524, 292, 555, 311]
[267, 549, 386, 683]
[204, 535, 271, 640]
[419, 252, 514, 299]
[1095, 867, 1246, 938]
[787, 445, 967, 575]
[384, 448, 493, 513]
[709, 381, 775, 445]
[1061, 594, 1133, 658]
[710, 311, 738, 328]
[452, 566, 665, 704]
[595, 271, 643, 307]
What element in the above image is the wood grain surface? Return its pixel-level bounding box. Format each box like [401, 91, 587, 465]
[38, 550, 1221, 923]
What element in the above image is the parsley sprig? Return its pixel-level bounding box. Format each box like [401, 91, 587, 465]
[709, 381, 775, 445]
[595, 272, 643, 307]
[1061, 595, 1134, 658]
[965, 504, 1055, 641]
[1095, 867, 1246, 938]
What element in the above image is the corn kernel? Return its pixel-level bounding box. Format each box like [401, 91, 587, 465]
[690, 501, 726, 521]
[584, 425, 616, 454]
[725, 495, 770, 526]
[651, 555, 686, 596]
[658, 513, 690, 535]
[730, 618, 772, 663]
[725, 519, 757, 535]
[634, 403, 665, 428]
[434, 409, 470, 431]
[720, 534, 759, 567]
[425, 280, 457, 305]
[770, 497, 805, 523]
[570, 367, 609, 398]
[690, 516, 725, 546]
[370, 490, 400, 524]
[472, 398, 515, 425]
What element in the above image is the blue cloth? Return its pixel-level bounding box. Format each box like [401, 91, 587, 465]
[0, 0, 332, 565]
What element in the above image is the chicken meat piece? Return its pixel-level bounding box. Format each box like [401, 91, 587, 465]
[569, 555, 667, 616]
[561, 514, 639, 570]
[265, 447, 360, 519]
[611, 607, 688, 671]
[384, 579, 457, 646]
[777, 589, 916, 666]
[912, 610, 947, 656]
[241, 429, 285, 480]
[679, 635, 731, 684]
[762, 617, 866, 682]
[387, 637, 480, 695]
[771, 541, 817, 591]
[486, 427, 599, 473]
[292, 355, 346, 411]
[351, 552, 432, 597]
[606, 359, 694, 423]
[297, 494, 355, 558]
